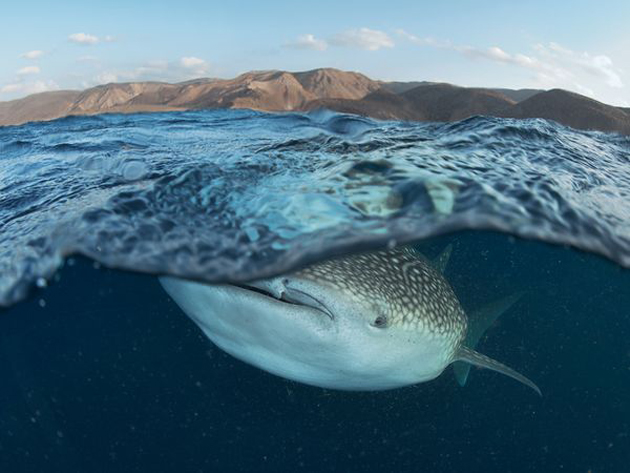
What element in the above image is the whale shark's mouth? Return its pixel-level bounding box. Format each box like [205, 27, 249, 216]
[233, 283, 335, 320]
[234, 284, 278, 300]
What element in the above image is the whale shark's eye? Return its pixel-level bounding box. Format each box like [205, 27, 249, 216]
[373, 315, 388, 328]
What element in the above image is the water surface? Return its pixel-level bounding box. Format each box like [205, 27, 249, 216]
[1, 110, 629, 305]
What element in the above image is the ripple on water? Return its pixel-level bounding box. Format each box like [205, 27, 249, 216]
[0, 110, 629, 306]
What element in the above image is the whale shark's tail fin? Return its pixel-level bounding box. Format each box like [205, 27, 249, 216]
[455, 346, 541, 396]
[453, 292, 535, 391]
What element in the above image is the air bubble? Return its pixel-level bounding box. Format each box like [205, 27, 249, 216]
[121, 161, 148, 181]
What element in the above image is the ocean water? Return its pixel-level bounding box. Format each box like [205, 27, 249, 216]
[0, 109, 629, 472]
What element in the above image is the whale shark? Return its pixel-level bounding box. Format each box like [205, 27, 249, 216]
[160, 245, 540, 395]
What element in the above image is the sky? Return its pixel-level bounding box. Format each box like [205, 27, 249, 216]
[2, 0, 629, 105]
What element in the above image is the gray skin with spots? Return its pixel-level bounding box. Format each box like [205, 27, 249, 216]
[160, 246, 540, 394]
[294, 246, 467, 357]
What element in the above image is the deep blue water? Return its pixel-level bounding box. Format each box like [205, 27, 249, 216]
[0, 110, 629, 472]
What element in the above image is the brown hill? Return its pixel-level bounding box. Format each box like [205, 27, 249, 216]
[490, 88, 542, 103]
[305, 82, 630, 134]
[304, 89, 419, 121]
[374, 80, 435, 94]
[0, 90, 81, 125]
[1, 68, 629, 135]
[499, 89, 630, 135]
[399, 84, 516, 121]
[0, 68, 380, 126]
[179, 70, 316, 111]
[308, 84, 517, 122]
[67, 82, 185, 114]
[305, 84, 515, 122]
[293, 68, 378, 99]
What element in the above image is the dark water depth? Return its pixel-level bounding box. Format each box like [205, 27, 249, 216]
[0, 232, 629, 473]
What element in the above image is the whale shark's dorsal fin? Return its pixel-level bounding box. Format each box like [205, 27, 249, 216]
[453, 292, 524, 386]
[454, 346, 541, 396]
[432, 244, 453, 274]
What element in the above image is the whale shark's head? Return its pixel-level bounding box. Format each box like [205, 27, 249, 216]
[160, 247, 468, 390]
[160, 246, 539, 394]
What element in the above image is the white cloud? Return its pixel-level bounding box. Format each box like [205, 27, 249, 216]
[69, 33, 100, 45]
[572, 83, 595, 97]
[285, 34, 328, 51]
[95, 72, 118, 84]
[0, 80, 59, 95]
[0, 84, 22, 93]
[21, 50, 44, 59]
[178, 57, 210, 77]
[17, 66, 41, 75]
[459, 45, 542, 72]
[330, 28, 394, 51]
[534, 42, 623, 89]
[82, 57, 212, 88]
[146, 59, 169, 69]
[485, 46, 511, 62]
[398, 30, 625, 101]
[103, 35, 116, 42]
[180, 56, 206, 68]
[395, 29, 422, 43]
[466, 43, 624, 92]
[395, 30, 450, 48]
[77, 55, 98, 63]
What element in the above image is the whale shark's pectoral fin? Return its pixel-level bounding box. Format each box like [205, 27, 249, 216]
[454, 346, 541, 396]
[453, 292, 524, 386]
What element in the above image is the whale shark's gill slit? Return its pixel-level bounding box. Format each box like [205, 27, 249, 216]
[280, 287, 335, 321]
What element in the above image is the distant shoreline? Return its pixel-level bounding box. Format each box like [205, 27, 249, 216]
[1, 68, 629, 135]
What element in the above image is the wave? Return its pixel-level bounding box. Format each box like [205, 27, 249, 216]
[1, 109, 629, 306]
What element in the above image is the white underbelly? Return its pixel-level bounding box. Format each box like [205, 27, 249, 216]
[160, 277, 451, 391]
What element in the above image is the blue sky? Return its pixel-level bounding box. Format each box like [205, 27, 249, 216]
[2, 0, 629, 105]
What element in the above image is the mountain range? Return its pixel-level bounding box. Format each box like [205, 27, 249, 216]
[1, 68, 629, 135]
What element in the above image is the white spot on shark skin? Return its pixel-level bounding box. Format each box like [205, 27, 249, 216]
[160, 245, 539, 395]
[424, 177, 462, 216]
